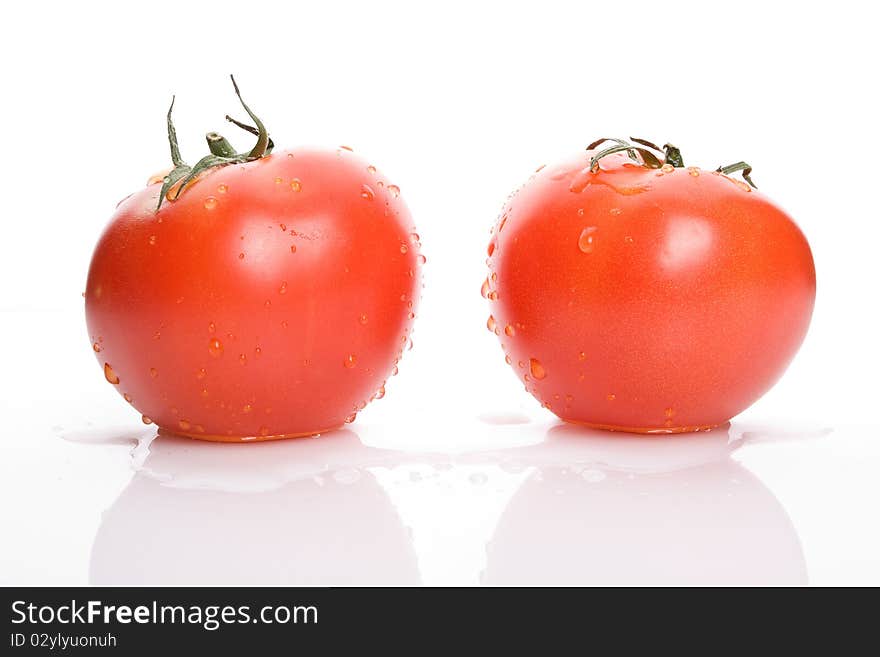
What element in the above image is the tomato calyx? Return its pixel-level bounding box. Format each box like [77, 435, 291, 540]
[586, 137, 757, 188]
[157, 75, 274, 209]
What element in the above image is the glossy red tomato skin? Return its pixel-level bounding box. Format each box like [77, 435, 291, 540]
[86, 148, 421, 441]
[486, 153, 815, 433]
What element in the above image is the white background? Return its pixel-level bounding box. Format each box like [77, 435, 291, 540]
[1, 0, 878, 585]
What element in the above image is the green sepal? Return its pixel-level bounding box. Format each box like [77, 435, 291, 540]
[589, 140, 662, 172]
[166, 96, 185, 167]
[662, 143, 684, 168]
[171, 155, 236, 201]
[716, 161, 757, 188]
[157, 164, 191, 210]
[225, 115, 275, 154]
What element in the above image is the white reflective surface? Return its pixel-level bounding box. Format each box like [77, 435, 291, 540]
[2, 311, 879, 587]
[36, 420, 834, 586]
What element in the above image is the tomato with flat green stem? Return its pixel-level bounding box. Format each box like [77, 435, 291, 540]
[485, 138, 815, 433]
[85, 77, 423, 441]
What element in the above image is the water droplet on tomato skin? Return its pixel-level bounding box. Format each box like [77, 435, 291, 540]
[103, 363, 119, 384]
[178, 419, 191, 431]
[275, 177, 283, 185]
[367, 165, 377, 174]
[242, 404, 253, 414]
[481, 278, 490, 298]
[92, 342, 102, 353]
[203, 197, 218, 210]
[360, 184, 374, 200]
[665, 407, 675, 418]
[290, 244, 297, 254]
[208, 338, 224, 358]
[487, 240, 496, 257]
[487, 315, 497, 332]
[529, 358, 546, 380]
[359, 313, 368, 325]
[568, 168, 592, 193]
[578, 226, 598, 253]
[400, 244, 408, 254]
[148, 235, 157, 246]
[606, 393, 616, 401]
[345, 412, 357, 424]
[488, 290, 499, 301]
[688, 167, 701, 177]
[279, 281, 288, 294]
[416, 254, 426, 264]
[149, 367, 158, 378]
[661, 163, 675, 174]
[290, 179, 302, 192]
[344, 354, 357, 369]
[504, 324, 515, 337]
[139, 415, 152, 425]
[387, 184, 400, 198]
[197, 368, 206, 380]
[217, 184, 228, 193]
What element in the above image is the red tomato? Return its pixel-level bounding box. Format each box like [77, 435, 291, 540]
[86, 122, 421, 440]
[485, 144, 815, 433]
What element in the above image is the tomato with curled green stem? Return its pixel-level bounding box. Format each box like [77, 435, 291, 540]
[85, 77, 423, 441]
[484, 138, 815, 433]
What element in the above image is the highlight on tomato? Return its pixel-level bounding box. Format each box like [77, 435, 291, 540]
[85, 77, 424, 441]
[484, 138, 815, 433]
